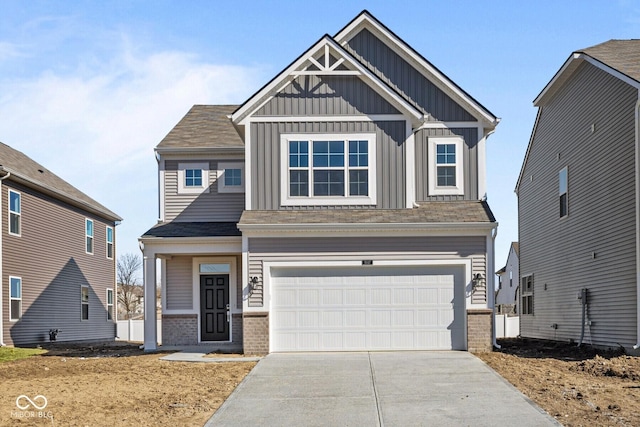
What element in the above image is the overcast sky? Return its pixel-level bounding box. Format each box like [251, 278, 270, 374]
[1, 1, 639, 270]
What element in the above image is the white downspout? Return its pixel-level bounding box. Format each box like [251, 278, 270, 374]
[634, 97, 640, 350]
[490, 224, 500, 349]
[0, 171, 11, 346]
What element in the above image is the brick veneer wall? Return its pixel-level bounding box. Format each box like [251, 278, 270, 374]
[467, 309, 493, 352]
[232, 313, 243, 345]
[162, 314, 198, 345]
[243, 313, 269, 355]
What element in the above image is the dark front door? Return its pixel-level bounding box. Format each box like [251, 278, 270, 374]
[200, 274, 230, 341]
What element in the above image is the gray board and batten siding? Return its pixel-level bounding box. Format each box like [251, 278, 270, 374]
[3, 180, 116, 346]
[250, 120, 407, 210]
[246, 236, 487, 307]
[344, 28, 476, 122]
[518, 61, 638, 348]
[163, 159, 245, 222]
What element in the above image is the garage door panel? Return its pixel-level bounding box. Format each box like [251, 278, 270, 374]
[271, 266, 465, 351]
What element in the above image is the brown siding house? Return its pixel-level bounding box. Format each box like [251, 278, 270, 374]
[1, 142, 121, 346]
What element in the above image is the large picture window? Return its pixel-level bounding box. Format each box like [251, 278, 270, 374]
[281, 134, 376, 206]
[9, 190, 20, 236]
[428, 137, 465, 196]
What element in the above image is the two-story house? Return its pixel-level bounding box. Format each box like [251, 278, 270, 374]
[517, 40, 640, 351]
[140, 10, 500, 354]
[1, 141, 121, 346]
[495, 242, 519, 314]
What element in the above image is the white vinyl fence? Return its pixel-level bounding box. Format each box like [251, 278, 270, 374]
[495, 315, 519, 338]
[116, 319, 162, 344]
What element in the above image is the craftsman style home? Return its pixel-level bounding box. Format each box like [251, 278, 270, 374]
[517, 40, 640, 351]
[1, 142, 121, 346]
[141, 11, 500, 354]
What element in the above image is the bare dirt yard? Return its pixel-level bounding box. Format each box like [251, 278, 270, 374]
[477, 338, 640, 427]
[0, 342, 256, 426]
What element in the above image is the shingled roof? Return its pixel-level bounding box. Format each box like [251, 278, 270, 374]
[0, 141, 121, 221]
[239, 201, 496, 227]
[142, 221, 241, 238]
[156, 105, 243, 150]
[579, 40, 640, 83]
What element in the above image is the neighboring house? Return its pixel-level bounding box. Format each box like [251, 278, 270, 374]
[516, 40, 640, 351]
[1, 142, 121, 346]
[495, 242, 519, 314]
[140, 10, 500, 354]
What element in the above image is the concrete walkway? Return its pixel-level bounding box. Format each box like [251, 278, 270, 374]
[206, 352, 559, 426]
[158, 346, 261, 363]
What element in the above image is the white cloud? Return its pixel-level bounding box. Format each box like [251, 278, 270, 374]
[0, 44, 265, 256]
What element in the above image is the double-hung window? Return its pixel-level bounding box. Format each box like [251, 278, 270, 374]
[428, 137, 464, 196]
[559, 167, 568, 218]
[521, 274, 534, 315]
[106, 226, 114, 259]
[10, 276, 21, 321]
[177, 163, 209, 194]
[9, 190, 20, 236]
[81, 286, 89, 320]
[107, 289, 114, 321]
[85, 219, 94, 254]
[218, 162, 245, 193]
[281, 134, 376, 206]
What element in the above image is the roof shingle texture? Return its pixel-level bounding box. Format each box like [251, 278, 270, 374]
[239, 201, 496, 225]
[0, 141, 120, 220]
[580, 40, 640, 83]
[157, 105, 243, 150]
[142, 221, 241, 238]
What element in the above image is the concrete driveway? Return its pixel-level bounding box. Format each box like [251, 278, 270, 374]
[206, 352, 559, 426]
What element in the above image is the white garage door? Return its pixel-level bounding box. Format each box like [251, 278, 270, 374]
[270, 266, 465, 352]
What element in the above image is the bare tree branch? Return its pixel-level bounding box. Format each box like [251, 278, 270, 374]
[117, 253, 142, 319]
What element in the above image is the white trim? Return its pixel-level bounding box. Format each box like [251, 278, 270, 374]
[279, 133, 377, 206]
[159, 157, 166, 222]
[106, 226, 114, 260]
[405, 121, 415, 208]
[247, 114, 408, 123]
[81, 284, 89, 321]
[232, 36, 423, 127]
[242, 236, 249, 302]
[245, 124, 252, 210]
[192, 256, 238, 343]
[218, 162, 245, 193]
[106, 288, 114, 321]
[428, 136, 465, 196]
[8, 189, 21, 237]
[177, 162, 210, 195]
[417, 121, 483, 130]
[477, 126, 487, 198]
[262, 258, 474, 350]
[85, 218, 94, 255]
[334, 12, 498, 127]
[9, 276, 22, 322]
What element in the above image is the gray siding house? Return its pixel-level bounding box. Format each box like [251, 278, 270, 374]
[517, 40, 640, 351]
[141, 11, 500, 354]
[495, 242, 519, 314]
[1, 142, 121, 346]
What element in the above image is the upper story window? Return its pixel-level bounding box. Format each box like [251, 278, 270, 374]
[178, 162, 210, 194]
[9, 190, 21, 236]
[559, 167, 568, 218]
[86, 219, 94, 254]
[428, 137, 464, 196]
[280, 133, 377, 206]
[106, 226, 114, 259]
[218, 162, 245, 193]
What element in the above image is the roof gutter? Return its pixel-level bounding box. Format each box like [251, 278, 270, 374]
[0, 169, 11, 346]
[1, 166, 121, 222]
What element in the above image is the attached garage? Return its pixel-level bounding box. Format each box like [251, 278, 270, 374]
[269, 265, 467, 352]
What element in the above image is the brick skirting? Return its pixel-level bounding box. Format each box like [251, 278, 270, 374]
[162, 313, 244, 347]
[467, 309, 493, 352]
[243, 312, 269, 355]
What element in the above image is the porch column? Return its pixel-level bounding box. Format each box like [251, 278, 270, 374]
[143, 251, 157, 351]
